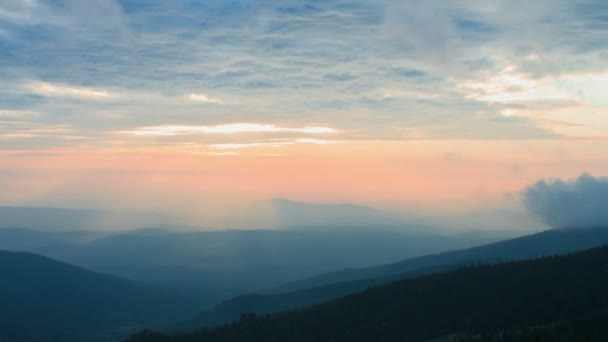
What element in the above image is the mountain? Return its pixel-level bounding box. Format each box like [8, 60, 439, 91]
[234, 199, 546, 233]
[237, 198, 411, 229]
[178, 275, 396, 331]
[128, 244, 608, 342]
[33, 228, 499, 308]
[173, 226, 608, 330]
[0, 227, 112, 251]
[426, 208, 547, 232]
[0, 250, 195, 341]
[281, 226, 608, 291]
[0, 206, 172, 231]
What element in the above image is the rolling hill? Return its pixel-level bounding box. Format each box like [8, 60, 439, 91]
[177, 226, 608, 330]
[281, 226, 608, 291]
[0, 250, 195, 341]
[128, 244, 608, 342]
[32, 228, 501, 308]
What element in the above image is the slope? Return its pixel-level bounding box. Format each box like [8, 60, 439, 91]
[128, 244, 608, 342]
[281, 226, 608, 291]
[0, 250, 194, 341]
[178, 226, 608, 330]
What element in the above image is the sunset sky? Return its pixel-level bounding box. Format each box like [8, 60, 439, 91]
[1, 0, 607, 216]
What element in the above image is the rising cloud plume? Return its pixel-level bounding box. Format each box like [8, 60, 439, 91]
[523, 173, 608, 229]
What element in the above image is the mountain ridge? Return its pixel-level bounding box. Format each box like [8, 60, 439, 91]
[0, 250, 196, 341]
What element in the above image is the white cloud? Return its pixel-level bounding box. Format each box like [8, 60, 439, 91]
[204, 151, 240, 156]
[458, 67, 573, 104]
[122, 123, 338, 136]
[25, 81, 113, 99]
[294, 138, 336, 145]
[210, 142, 294, 149]
[2, 0, 608, 148]
[187, 93, 224, 104]
[209, 138, 338, 150]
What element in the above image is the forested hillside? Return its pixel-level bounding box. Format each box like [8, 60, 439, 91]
[0, 250, 194, 341]
[128, 245, 608, 342]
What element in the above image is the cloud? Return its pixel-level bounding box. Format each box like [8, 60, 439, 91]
[203, 151, 240, 156]
[0, 133, 38, 139]
[122, 123, 338, 136]
[209, 142, 294, 149]
[209, 138, 337, 149]
[294, 138, 336, 144]
[1, 0, 608, 149]
[0, 109, 37, 119]
[25, 82, 113, 99]
[522, 173, 608, 228]
[187, 93, 224, 104]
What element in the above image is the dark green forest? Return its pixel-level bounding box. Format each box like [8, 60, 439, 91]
[128, 245, 608, 342]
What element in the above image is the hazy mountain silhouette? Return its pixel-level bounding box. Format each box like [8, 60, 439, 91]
[239, 198, 412, 228]
[238, 199, 544, 233]
[0, 250, 197, 341]
[281, 226, 608, 291]
[32, 228, 500, 308]
[128, 244, 608, 342]
[0, 206, 172, 231]
[0, 227, 112, 250]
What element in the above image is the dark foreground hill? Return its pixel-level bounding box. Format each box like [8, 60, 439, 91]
[128, 245, 608, 342]
[0, 250, 195, 341]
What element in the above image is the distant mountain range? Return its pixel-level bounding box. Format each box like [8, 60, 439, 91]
[2, 207, 606, 341]
[0, 250, 195, 341]
[0, 202, 555, 341]
[0, 227, 111, 251]
[0, 200, 545, 232]
[0, 206, 172, 231]
[242, 198, 409, 228]
[129, 242, 608, 342]
[24, 228, 500, 308]
[1, 200, 406, 232]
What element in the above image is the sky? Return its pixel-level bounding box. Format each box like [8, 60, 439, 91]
[1, 0, 608, 218]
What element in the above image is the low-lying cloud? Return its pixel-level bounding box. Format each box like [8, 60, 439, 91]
[523, 173, 608, 228]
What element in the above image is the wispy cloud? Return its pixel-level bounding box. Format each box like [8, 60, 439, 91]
[0, 0, 607, 150]
[203, 151, 240, 156]
[187, 93, 224, 104]
[0, 109, 38, 119]
[24, 82, 113, 99]
[209, 142, 294, 150]
[0, 133, 39, 139]
[209, 138, 337, 150]
[122, 123, 338, 136]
